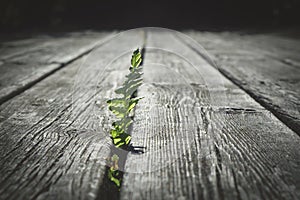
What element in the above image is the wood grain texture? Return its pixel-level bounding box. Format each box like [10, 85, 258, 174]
[0, 30, 144, 200]
[120, 29, 300, 200]
[184, 31, 300, 135]
[0, 31, 111, 105]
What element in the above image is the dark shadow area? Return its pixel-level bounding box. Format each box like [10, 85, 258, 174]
[0, 0, 300, 35]
[96, 144, 145, 199]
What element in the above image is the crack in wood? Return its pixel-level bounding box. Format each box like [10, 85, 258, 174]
[97, 31, 147, 199]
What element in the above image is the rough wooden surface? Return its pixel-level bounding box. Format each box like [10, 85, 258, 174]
[0, 29, 299, 200]
[120, 29, 300, 200]
[0, 31, 111, 105]
[0, 31, 144, 200]
[185, 31, 300, 135]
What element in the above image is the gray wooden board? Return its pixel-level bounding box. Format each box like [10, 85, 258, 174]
[239, 33, 300, 68]
[184, 31, 300, 68]
[120, 29, 300, 200]
[0, 30, 144, 200]
[185, 31, 300, 135]
[0, 32, 111, 104]
[0, 37, 50, 60]
[0, 32, 109, 61]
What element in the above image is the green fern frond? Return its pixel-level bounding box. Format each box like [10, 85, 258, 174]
[107, 48, 143, 149]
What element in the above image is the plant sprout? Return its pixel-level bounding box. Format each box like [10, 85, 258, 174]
[107, 48, 143, 148]
[106, 49, 143, 188]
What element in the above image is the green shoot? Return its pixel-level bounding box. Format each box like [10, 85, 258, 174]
[107, 49, 143, 148]
[108, 154, 121, 187]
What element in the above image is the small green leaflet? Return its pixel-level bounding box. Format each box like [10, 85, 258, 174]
[107, 97, 143, 118]
[115, 77, 143, 99]
[108, 154, 121, 188]
[111, 132, 132, 147]
[113, 117, 133, 130]
[108, 168, 121, 187]
[107, 98, 126, 107]
[131, 49, 142, 69]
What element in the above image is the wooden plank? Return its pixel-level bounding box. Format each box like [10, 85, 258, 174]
[185, 31, 300, 135]
[0, 32, 111, 105]
[0, 32, 109, 61]
[238, 33, 300, 68]
[0, 37, 49, 60]
[0, 30, 144, 200]
[187, 32, 300, 68]
[120, 29, 300, 200]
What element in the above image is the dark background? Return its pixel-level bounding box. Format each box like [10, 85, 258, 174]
[0, 0, 300, 33]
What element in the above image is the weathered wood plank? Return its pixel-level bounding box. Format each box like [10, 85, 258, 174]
[0, 31, 144, 200]
[121, 29, 300, 200]
[0, 32, 109, 61]
[0, 37, 49, 60]
[184, 31, 300, 134]
[238, 33, 300, 68]
[187, 32, 300, 68]
[0, 32, 111, 105]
